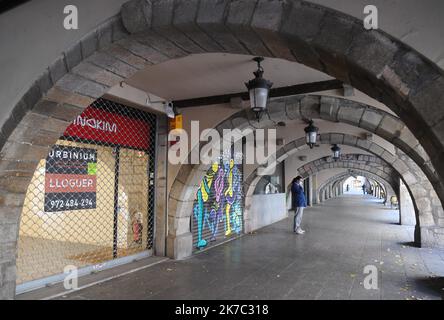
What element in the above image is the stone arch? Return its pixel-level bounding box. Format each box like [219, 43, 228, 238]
[3, 0, 444, 298]
[274, 133, 438, 227]
[245, 144, 431, 226]
[168, 106, 444, 262]
[318, 171, 391, 203]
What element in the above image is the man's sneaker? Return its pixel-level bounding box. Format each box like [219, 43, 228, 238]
[295, 228, 305, 235]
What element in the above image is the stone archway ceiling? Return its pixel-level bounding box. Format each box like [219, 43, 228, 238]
[243, 131, 442, 227]
[253, 153, 400, 194]
[117, 0, 444, 183]
[3, 0, 443, 194]
[218, 95, 444, 213]
[318, 171, 391, 200]
[1, 0, 442, 225]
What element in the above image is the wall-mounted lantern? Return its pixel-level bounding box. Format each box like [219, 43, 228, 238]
[331, 144, 341, 161]
[304, 120, 319, 149]
[245, 57, 273, 121]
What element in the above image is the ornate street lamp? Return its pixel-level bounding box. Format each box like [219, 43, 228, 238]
[304, 120, 319, 149]
[331, 144, 341, 161]
[245, 57, 273, 121]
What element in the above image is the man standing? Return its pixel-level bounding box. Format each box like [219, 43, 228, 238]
[291, 176, 307, 234]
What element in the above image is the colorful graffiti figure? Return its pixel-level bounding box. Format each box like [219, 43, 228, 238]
[228, 163, 243, 234]
[194, 162, 218, 248]
[193, 155, 243, 248]
[224, 159, 238, 236]
[207, 166, 225, 241]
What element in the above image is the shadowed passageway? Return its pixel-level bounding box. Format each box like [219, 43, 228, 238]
[39, 195, 444, 300]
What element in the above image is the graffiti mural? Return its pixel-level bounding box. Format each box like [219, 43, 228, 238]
[192, 152, 243, 250]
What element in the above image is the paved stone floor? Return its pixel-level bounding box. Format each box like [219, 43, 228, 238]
[55, 195, 444, 300]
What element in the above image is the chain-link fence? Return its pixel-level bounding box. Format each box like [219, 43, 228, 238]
[17, 98, 157, 285]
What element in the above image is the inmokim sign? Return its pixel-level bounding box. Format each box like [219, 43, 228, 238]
[63, 105, 151, 150]
[44, 145, 97, 212]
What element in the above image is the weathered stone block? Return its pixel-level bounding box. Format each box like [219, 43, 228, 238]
[87, 52, 138, 78]
[300, 96, 321, 119]
[80, 31, 98, 59]
[168, 215, 191, 236]
[251, 0, 284, 31]
[402, 172, 418, 185]
[1, 142, 50, 163]
[391, 159, 409, 174]
[106, 45, 150, 70]
[121, 0, 151, 33]
[268, 101, 286, 122]
[285, 97, 302, 120]
[179, 24, 223, 52]
[227, 0, 256, 26]
[312, 12, 356, 82]
[111, 17, 130, 42]
[49, 56, 68, 84]
[231, 115, 249, 130]
[379, 150, 396, 164]
[166, 232, 192, 260]
[72, 62, 124, 87]
[151, 0, 174, 27]
[343, 134, 357, 147]
[133, 31, 187, 58]
[196, 0, 228, 24]
[117, 38, 169, 64]
[369, 143, 384, 156]
[356, 138, 371, 150]
[337, 102, 365, 125]
[36, 69, 53, 95]
[155, 26, 204, 54]
[64, 42, 83, 71]
[97, 19, 114, 49]
[55, 73, 84, 93]
[198, 24, 246, 54]
[394, 126, 419, 152]
[359, 109, 383, 131]
[228, 26, 271, 56]
[348, 28, 399, 79]
[376, 115, 405, 140]
[173, 0, 199, 25]
[0, 205, 22, 224]
[379, 66, 410, 98]
[23, 83, 42, 113]
[0, 223, 18, 243]
[330, 133, 344, 144]
[320, 96, 339, 122]
[76, 80, 109, 98]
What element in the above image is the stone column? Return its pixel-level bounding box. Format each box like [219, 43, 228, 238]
[399, 179, 416, 226]
[311, 174, 318, 205]
[154, 116, 168, 256]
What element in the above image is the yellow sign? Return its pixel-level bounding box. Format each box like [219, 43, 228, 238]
[169, 114, 183, 130]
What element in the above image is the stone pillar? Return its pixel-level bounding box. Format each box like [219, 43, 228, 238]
[154, 116, 168, 256]
[0, 207, 21, 299]
[399, 180, 416, 226]
[166, 213, 193, 260]
[166, 176, 196, 260]
[311, 174, 318, 205]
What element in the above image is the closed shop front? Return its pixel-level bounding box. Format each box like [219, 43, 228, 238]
[16, 98, 157, 291]
[192, 150, 244, 251]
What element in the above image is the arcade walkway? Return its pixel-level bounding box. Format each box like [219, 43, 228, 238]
[24, 195, 444, 300]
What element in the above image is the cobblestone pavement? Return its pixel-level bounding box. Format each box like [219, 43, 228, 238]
[55, 195, 444, 300]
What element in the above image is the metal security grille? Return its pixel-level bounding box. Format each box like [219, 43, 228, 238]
[192, 150, 244, 252]
[17, 98, 156, 286]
